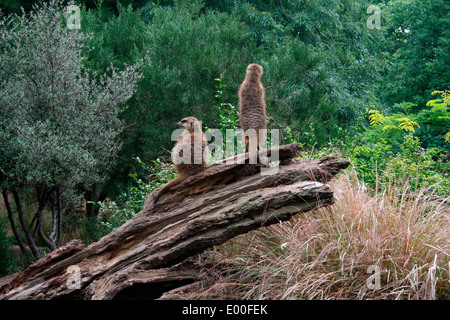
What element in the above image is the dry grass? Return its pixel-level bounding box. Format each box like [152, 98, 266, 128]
[184, 171, 450, 300]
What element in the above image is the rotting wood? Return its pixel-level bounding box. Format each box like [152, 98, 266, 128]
[0, 144, 349, 300]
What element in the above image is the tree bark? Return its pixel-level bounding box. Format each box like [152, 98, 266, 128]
[81, 183, 107, 219]
[56, 188, 62, 247]
[0, 144, 349, 300]
[11, 189, 41, 261]
[2, 190, 30, 267]
[34, 186, 56, 251]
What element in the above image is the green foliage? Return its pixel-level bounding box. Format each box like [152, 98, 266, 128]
[282, 126, 298, 145]
[348, 138, 393, 187]
[368, 108, 420, 133]
[98, 157, 176, 233]
[212, 77, 240, 133]
[367, 91, 449, 151]
[418, 90, 450, 148]
[0, 0, 32, 15]
[0, 0, 141, 191]
[348, 94, 450, 195]
[350, 135, 449, 196]
[261, 38, 332, 146]
[205, 77, 242, 161]
[146, 158, 178, 191]
[82, 3, 148, 72]
[381, 0, 450, 107]
[383, 135, 450, 194]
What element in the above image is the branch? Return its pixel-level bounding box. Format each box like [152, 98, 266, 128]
[1, 190, 30, 267]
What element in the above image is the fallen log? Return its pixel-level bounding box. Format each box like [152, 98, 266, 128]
[0, 144, 349, 300]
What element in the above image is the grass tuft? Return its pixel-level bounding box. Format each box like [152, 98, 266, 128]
[185, 171, 450, 300]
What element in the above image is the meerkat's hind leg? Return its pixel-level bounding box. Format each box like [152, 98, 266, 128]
[244, 135, 250, 153]
[257, 128, 269, 165]
[244, 132, 258, 174]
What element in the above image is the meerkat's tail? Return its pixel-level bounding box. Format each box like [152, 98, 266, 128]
[153, 174, 185, 204]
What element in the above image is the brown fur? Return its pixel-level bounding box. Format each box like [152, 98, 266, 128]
[239, 63, 267, 169]
[154, 117, 209, 204]
[239, 63, 267, 153]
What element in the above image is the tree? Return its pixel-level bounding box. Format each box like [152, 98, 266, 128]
[0, 0, 141, 263]
[381, 0, 450, 107]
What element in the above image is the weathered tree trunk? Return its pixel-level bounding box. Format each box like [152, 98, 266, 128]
[1, 191, 31, 266]
[0, 144, 349, 300]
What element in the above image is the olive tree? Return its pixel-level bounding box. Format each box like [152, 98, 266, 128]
[0, 0, 141, 263]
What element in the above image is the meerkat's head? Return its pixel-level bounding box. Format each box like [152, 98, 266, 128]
[246, 63, 263, 79]
[177, 116, 201, 132]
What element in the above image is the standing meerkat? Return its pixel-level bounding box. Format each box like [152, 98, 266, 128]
[153, 116, 209, 204]
[239, 63, 267, 166]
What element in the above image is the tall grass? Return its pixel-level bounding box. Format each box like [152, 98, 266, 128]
[188, 172, 450, 300]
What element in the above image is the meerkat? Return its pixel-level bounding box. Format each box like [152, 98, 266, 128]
[238, 63, 267, 168]
[153, 116, 209, 204]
